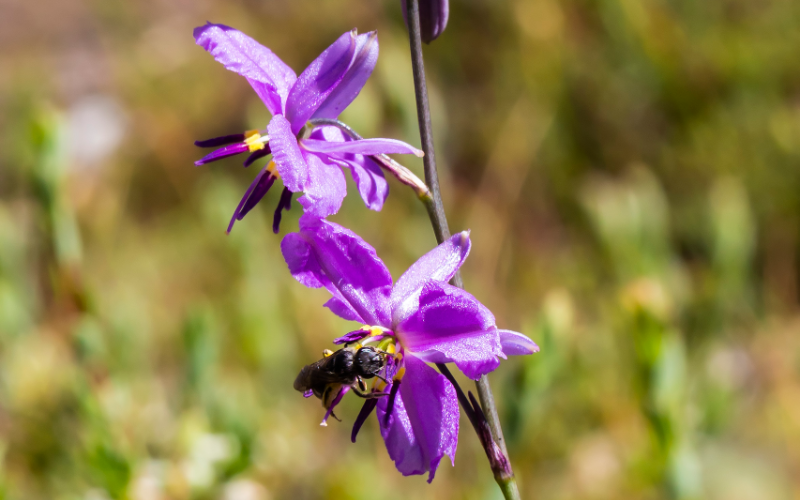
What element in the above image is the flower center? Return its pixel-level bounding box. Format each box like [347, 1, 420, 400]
[350, 326, 406, 386]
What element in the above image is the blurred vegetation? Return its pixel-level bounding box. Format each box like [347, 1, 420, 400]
[1, 0, 799, 499]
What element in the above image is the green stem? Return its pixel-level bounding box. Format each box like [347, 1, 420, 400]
[404, 1, 520, 498]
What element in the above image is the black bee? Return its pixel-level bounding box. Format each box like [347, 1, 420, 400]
[294, 345, 390, 414]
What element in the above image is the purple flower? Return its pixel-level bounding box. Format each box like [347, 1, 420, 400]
[402, 0, 449, 43]
[193, 24, 423, 233]
[282, 215, 538, 481]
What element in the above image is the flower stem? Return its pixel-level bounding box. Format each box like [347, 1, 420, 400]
[404, 1, 520, 498]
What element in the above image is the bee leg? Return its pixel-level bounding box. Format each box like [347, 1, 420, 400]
[356, 376, 368, 393]
[352, 388, 391, 399]
[329, 410, 342, 422]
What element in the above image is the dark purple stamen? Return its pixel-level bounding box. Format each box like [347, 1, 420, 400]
[322, 386, 348, 425]
[195, 142, 249, 166]
[333, 329, 369, 345]
[227, 167, 275, 234]
[383, 380, 402, 426]
[243, 146, 271, 167]
[351, 399, 378, 443]
[272, 187, 293, 234]
[194, 133, 246, 148]
[239, 172, 277, 220]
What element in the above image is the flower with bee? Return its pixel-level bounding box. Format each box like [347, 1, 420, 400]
[283, 215, 538, 481]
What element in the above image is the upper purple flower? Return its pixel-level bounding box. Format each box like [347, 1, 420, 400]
[282, 215, 538, 481]
[193, 24, 423, 233]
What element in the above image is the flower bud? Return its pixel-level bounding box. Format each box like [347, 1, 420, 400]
[402, 0, 449, 43]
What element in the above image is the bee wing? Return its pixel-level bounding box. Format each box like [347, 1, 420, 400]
[293, 354, 351, 392]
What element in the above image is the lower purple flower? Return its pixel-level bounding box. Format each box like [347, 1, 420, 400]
[282, 215, 538, 482]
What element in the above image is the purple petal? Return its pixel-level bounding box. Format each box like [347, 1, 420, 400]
[396, 281, 503, 380]
[194, 142, 249, 166]
[194, 23, 297, 116]
[323, 297, 363, 322]
[301, 138, 423, 157]
[499, 329, 539, 356]
[308, 126, 389, 211]
[285, 30, 357, 133]
[401, 0, 450, 44]
[377, 355, 458, 482]
[345, 156, 389, 211]
[390, 231, 471, 322]
[267, 115, 308, 193]
[313, 32, 379, 120]
[296, 151, 347, 218]
[247, 78, 285, 116]
[281, 233, 364, 323]
[280, 215, 393, 326]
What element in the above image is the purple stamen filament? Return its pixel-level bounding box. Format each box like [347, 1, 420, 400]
[272, 187, 293, 234]
[194, 133, 246, 148]
[383, 379, 402, 425]
[321, 386, 349, 426]
[351, 399, 378, 443]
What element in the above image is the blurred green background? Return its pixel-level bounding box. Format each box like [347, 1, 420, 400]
[1, 0, 800, 498]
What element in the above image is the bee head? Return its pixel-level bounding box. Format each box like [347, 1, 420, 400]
[354, 346, 385, 378]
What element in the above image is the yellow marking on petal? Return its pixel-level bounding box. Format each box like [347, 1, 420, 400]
[361, 324, 371, 331]
[394, 367, 406, 381]
[245, 130, 266, 152]
[322, 349, 333, 357]
[369, 326, 384, 337]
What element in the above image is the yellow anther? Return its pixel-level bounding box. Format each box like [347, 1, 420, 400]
[369, 326, 383, 337]
[266, 160, 280, 179]
[354, 343, 363, 350]
[385, 343, 396, 355]
[395, 351, 403, 361]
[322, 349, 333, 357]
[394, 367, 406, 381]
[374, 379, 387, 392]
[360, 324, 371, 331]
[244, 130, 266, 152]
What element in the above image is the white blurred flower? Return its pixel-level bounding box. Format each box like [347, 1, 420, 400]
[65, 94, 127, 170]
[222, 479, 270, 500]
